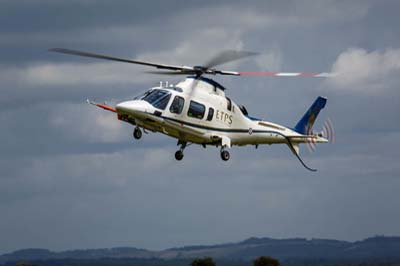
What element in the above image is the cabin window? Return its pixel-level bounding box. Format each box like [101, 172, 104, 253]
[239, 105, 249, 116]
[226, 97, 232, 111]
[169, 96, 185, 114]
[187, 101, 205, 119]
[142, 89, 171, 110]
[206, 107, 214, 121]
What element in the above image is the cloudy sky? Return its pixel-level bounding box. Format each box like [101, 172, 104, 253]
[1, 0, 400, 254]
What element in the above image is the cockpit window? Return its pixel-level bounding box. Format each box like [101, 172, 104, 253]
[142, 89, 171, 110]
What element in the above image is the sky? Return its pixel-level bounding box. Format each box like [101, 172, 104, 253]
[1, 0, 400, 254]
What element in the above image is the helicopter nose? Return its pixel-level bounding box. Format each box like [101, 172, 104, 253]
[116, 100, 151, 114]
[115, 101, 132, 112]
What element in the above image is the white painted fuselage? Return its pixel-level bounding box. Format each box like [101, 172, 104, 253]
[115, 77, 327, 148]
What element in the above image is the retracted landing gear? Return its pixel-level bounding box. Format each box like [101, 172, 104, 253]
[175, 141, 187, 161]
[133, 127, 142, 139]
[220, 147, 230, 161]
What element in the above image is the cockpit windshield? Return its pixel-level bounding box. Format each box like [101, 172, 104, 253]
[134, 90, 151, 100]
[142, 89, 171, 110]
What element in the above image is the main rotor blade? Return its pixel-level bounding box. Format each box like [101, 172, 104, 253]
[145, 70, 194, 75]
[49, 48, 333, 78]
[49, 48, 187, 71]
[239, 72, 335, 77]
[204, 50, 258, 69]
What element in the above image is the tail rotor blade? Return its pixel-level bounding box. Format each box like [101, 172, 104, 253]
[306, 118, 335, 153]
[322, 118, 336, 144]
[306, 137, 317, 153]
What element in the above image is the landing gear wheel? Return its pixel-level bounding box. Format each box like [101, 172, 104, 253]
[220, 150, 230, 161]
[175, 150, 184, 161]
[133, 127, 142, 139]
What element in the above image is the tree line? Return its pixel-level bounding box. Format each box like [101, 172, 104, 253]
[191, 256, 280, 266]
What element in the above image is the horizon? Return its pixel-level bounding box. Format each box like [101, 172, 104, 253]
[2, 234, 398, 255]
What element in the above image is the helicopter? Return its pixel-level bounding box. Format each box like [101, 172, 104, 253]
[49, 48, 333, 171]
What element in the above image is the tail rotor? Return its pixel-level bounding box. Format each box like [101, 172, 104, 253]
[306, 118, 335, 153]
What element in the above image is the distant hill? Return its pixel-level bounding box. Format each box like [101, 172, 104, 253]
[1, 236, 400, 264]
[0, 247, 153, 264]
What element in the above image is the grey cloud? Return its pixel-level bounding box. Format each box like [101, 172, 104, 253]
[327, 48, 400, 91]
[1, 0, 400, 256]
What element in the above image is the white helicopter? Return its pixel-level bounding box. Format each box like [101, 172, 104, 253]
[50, 48, 332, 171]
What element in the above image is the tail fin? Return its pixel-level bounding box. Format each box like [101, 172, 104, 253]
[294, 96, 327, 135]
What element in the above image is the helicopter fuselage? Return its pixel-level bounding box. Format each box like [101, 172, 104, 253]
[115, 77, 314, 147]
